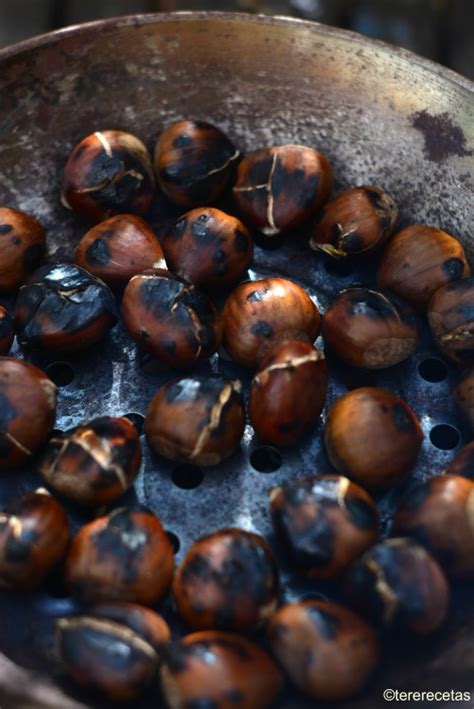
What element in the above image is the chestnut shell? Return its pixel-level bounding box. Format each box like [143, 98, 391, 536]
[0, 207, 46, 293]
[0, 307, 14, 355]
[428, 276, 474, 366]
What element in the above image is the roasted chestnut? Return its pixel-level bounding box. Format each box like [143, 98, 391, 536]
[160, 631, 283, 708]
[61, 130, 155, 221]
[453, 368, 474, 433]
[0, 489, 69, 590]
[270, 474, 379, 579]
[322, 287, 420, 369]
[75, 214, 166, 288]
[233, 144, 332, 235]
[0, 357, 56, 469]
[122, 269, 220, 368]
[39, 416, 142, 508]
[0, 206, 46, 293]
[377, 225, 470, 308]
[222, 277, 321, 368]
[14, 264, 117, 353]
[65, 505, 174, 605]
[249, 340, 327, 446]
[310, 185, 398, 258]
[155, 120, 239, 208]
[325, 387, 423, 489]
[444, 441, 474, 479]
[145, 376, 245, 466]
[428, 276, 474, 366]
[161, 207, 253, 291]
[0, 306, 14, 355]
[268, 599, 380, 700]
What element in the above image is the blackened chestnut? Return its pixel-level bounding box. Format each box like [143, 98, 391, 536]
[267, 599, 380, 700]
[0, 357, 56, 469]
[233, 145, 332, 235]
[270, 474, 379, 579]
[14, 264, 117, 353]
[90, 602, 171, 654]
[249, 340, 327, 446]
[155, 120, 239, 208]
[145, 376, 245, 466]
[453, 368, 474, 433]
[61, 130, 155, 221]
[444, 441, 474, 480]
[64, 505, 174, 605]
[428, 276, 474, 366]
[0, 207, 46, 293]
[0, 306, 14, 355]
[162, 207, 253, 291]
[325, 387, 423, 489]
[321, 287, 420, 369]
[0, 489, 69, 590]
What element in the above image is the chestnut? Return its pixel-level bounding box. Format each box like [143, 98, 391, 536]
[155, 120, 239, 208]
[90, 602, 171, 654]
[428, 276, 474, 366]
[343, 538, 449, 634]
[321, 287, 420, 369]
[122, 269, 220, 368]
[160, 631, 283, 708]
[39, 416, 142, 508]
[270, 474, 379, 579]
[61, 130, 155, 221]
[75, 214, 166, 288]
[310, 185, 398, 258]
[0, 357, 56, 469]
[233, 144, 332, 235]
[453, 368, 474, 433]
[0, 207, 46, 293]
[325, 387, 423, 490]
[444, 441, 474, 480]
[391, 475, 474, 580]
[14, 264, 117, 353]
[267, 599, 380, 700]
[145, 376, 245, 466]
[222, 277, 321, 368]
[64, 505, 174, 605]
[249, 340, 327, 446]
[161, 207, 253, 291]
[0, 489, 69, 590]
[0, 306, 14, 355]
[377, 225, 470, 308]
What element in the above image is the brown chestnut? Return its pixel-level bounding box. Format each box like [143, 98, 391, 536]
[145, 376, 245, 466]
[162, 207, 253, 291]
[122, 269, 220, 369]
[64, 505, 174, 605]
[61, 130, 155, 221]
[249, 340, 327, 446]
[0, 306, 14, 355]
[268, 599, 380, 700]
[270, 474, 379, 579]
[155, 120, 239, 208]
[233, 144, 332, 236]
[428, 276, 474, 366]
[322, 287, 420, 369]
[90, 602, 171, 654]
[39, 416, 142, 508]
[310, 185, 398, 258]
[0, 489, 69, 590]
[0, 357, 56, 469]
[0, 206, 46, 293]
[453, 368, 474, 433]
[325, 387, 423, 490]
[222, 277, 321, 368]
[444, 441, 474, 479]
[377, 225, 470, 308]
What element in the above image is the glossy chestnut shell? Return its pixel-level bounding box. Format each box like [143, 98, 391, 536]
[444, 441, 474, 480]
[428, 276, 474, 366]
[90, 602, 171, 654]
[453, 368, 474, 433]
[0, 307, 14, 355]
[0, 207, 46, 293]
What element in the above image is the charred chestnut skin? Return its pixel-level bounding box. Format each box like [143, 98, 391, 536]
[90, 602, 171, 654]
[145, 376, 245, 466]
[14, 264, 117, 353]
[233, 145, 332, 236]
[453, 368, 474, 433]
[0, 207, 46, 293]
[61, 130, 155, 221]
[270, 474, 379, 579]
[0, 490, 69, 590]
[0, 307, 14, 355]
[325, 387, 423, 490]
[249, 341, 327, 446]
[322, 287, 420, 369]
[75, 214, 165, 288]
[344, 538, 449, 634]
[161, 631, 283, 709]
[155, 120, 239, 208]
[428, 276, 474, 366]
[122, 268, 220, 369]
[0, 357, 56, 469]
[39, 416, 142, 508]
[222, 277, 321, 368]
[162, 207, 253, 291]
[377, 225, 470, 308]
[268, 599, 380, 700]
[64, 505, 174, 606]
[444, 441, 474, 480]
